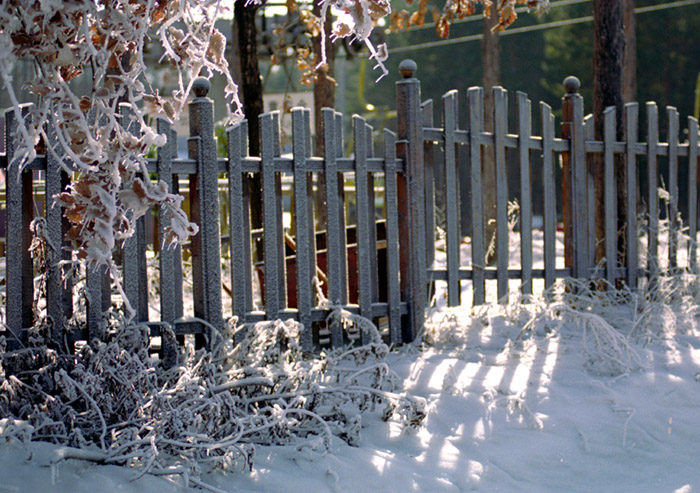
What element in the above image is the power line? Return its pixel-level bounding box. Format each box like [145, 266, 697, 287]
[389, 0, 700, 54]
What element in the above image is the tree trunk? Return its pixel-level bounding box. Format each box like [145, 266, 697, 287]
[233, 2, 264, 258]
[482, 3, 500, 265]
[593, 0, 626, 268]
[622, 0, 637, 104]
[312, 2, 335, 227]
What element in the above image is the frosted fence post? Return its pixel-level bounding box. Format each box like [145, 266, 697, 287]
[562, 76, 588, 279]
[4, 105, 34, 349]
[560, 77, 578, 273]
[188, 78, 224, 348]
[396, 60, 427, 343]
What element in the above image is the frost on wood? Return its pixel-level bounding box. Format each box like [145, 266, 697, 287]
[0, 0, 240, 314]
[0, 317, 426, 487]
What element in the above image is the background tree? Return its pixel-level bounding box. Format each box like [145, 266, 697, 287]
[482, 2, 500, 263]
[592, 0, 625, 266]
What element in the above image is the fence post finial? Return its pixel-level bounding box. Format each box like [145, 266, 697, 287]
[192, 77, 211, 98]
[399, 59, 417, 79]
[564, 76, 580, 95]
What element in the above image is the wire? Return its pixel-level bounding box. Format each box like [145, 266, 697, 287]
[388, 0, 700, 54]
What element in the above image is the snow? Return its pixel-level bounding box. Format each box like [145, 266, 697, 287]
[3, 298, 700, 492]
[3, 224, 700, 491]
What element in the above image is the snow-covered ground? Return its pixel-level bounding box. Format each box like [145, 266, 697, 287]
[2, 225, 700, 492]
[2, 294, 700, 492]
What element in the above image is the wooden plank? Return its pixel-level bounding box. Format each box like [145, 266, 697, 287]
[422, 100, 436, 271]
[625, 103, 639, 288]
[647, 103, 659, 279]
[322, 109, 346, 348]
[170, 129, 184, 322]
[493, 87, 509, 302]
[354, 115, 374, 345]
[517, 92, 533, 297]
[571, 95, 588, 278]
[273, 113, 287, 309]
[334, 112, 348, 305]
[468, 87, 486, 304]
[395, 66, 427, 342]
[584, 115, 596, 269]
[292, 108, 315, 351]
[366, 122, 379, 305]
[384, 129, 402, 344]
[156, 118, 177, 323]
[227, 121, 254, 322]
[541, 102, 556, 288]
[261, 113, 282, 319]
[121, 105, 149, 323]
[688, 117, 699, 271]
[188, 88, 224, 346]
[4, 105, 34, 346]
[86, 265, 108, 342]
[604, 106, 617, 285]
[45, 114, 73, 346]
[667, 107, 679, 270]
[442, 90, 461, 306]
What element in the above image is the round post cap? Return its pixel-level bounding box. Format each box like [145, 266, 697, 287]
[563, 76, 580, 94]
[399, 59, 417, 79]
[192, 78, 211, 98]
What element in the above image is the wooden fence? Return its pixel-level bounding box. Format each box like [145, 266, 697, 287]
[1, 60, 699, 357]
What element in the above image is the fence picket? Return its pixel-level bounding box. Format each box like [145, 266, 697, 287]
[227, 121, 253, 323]
[689, 117, 699, 271]
[647, 103, 660, 278]
[45, 115, 73, 346]
[422, 100, 436, 273]
[541, 102, 556, 288]
[272, 113, 287, 309]
[625, 103, 639, 287]
[584, 114, 596, 270]
[442, 90, 461, 306]
[121, 105, 149, 323]
[571, 95, 588, 278]
[261, 113, 282, 319]
[494, 87, 509, 302]
[156, 118, 179, 323]
[292, 108, 315, 351]
[354, 115, 374, 345]
[604, 106, 617, 284]
[384, 129, 402, 344]
[4, 105, 33, 347]
[517, 92, 533, 297]
[321, 109, 346, 347]
[468, 87, 486, 304]
[365, 122, 379, 305]
[667, 107, 679, 270]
